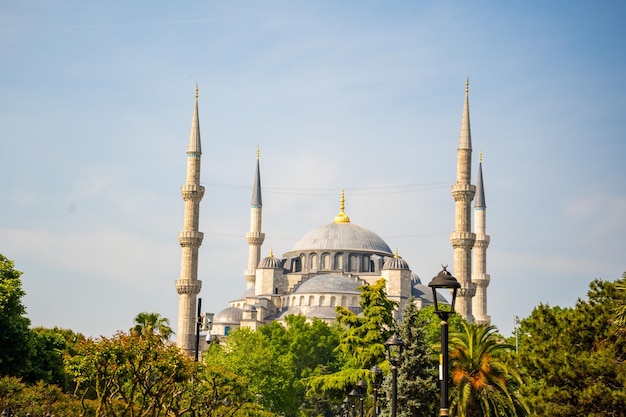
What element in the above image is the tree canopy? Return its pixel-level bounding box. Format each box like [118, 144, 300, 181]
[0, 254, 31, 377]
[517, 273, 626, 416]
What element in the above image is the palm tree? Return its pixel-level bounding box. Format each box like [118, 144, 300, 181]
[611, 278, 626, 335]
[130, 312, 174, 342]
[448, 322, 529, 417]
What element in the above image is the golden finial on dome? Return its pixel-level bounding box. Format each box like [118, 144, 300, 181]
[479, 150, 483, 163]
[394, 249, 399, 259]
[256, 145, 260, 159]
[269, 247, 274, 258]
[334, 188, 351, 223]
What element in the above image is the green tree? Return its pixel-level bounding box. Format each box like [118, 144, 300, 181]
[380, 299, 438, 417]
[518, 273, 626, 417]
[416, 305, 465, 347]
[305, 278, 397, 408]
[259, 315, 342, 416]
[448, 322, 529, 417]
[130, 312, 174, 341]
[66, 331, 196, 417]
[204, 327, 294, 416]
[611, 275, 626, 335]
[0, 254, 32, 378]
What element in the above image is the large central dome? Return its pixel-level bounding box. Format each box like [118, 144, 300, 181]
[291, 222, 393, 253]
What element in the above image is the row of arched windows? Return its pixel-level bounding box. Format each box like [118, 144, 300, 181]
[282, 294, 360, 308]
[290, 252, 377, 273]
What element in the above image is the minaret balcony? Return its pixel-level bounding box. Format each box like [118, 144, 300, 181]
[246, 231, 266, 245]
[178, 231, 204, 247]
[180, 184, 205, 201]
[175, 279, 202, 295]
[451, 183, 476, 201]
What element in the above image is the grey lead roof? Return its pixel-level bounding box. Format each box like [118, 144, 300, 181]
[475, 161, 486, 208]
[290, 222, 393, 254]
[187, 89, 202, 155]
[383, 256, 410, 270]
[213, 307, 243, 324]
[293, 273, 362, 294]
[258, 255, 283, 269]
[251, 156, 262, 206]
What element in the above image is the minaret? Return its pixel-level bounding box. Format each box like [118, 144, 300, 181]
[245, 147, 265, 289]
[472, 152, 491, 324]
[175, 86, 204, 354]
[450, 80, 476, 322]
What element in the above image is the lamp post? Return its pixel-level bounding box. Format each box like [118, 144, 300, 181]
[370, 365, 383, 417]
[384, 333, 404, 417]
[342, 397, 350, 417]
[348, 389, 359, 417]
[356, 378, 366, 417]
[428, 266, 460, 417]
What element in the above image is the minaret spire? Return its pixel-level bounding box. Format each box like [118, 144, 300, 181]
[451, 80, 476, 322]
[245, 146, 266, 289]
[472, 152, 491, 324]
[176, 86, 205, 354]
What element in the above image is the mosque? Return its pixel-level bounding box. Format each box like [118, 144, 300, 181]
[174, 83, 491, 354]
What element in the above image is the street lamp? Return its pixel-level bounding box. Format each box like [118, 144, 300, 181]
[370, 365, 383, 417]
[342, 397, 350, 417]
[384, 333, 404, 417]
[356, 378, 366, 417]
[428, 265, 460, 417]
[348, 389, 359, 417]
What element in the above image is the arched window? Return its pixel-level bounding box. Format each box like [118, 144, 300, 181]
[330, 296, 336, 307]
[320, 296, 326, 306]
[350, 254, 359, 272]
[292, 258, 301, 272]
[309, 295, 314, 306]
[225, 326, 231, 336]
[335, 253, 344, 270]
[310, 253, 318, 271]
[363, 256, 370, 272]
[299, 296, 305, 306]
[322, 253, 331, 270]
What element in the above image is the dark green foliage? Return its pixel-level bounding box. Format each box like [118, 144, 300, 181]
[518, 273, 626, 416]
[0, 254, 32, 378]
[259, 315, 343, 416]
[380, 299, 439, 417]
[415, 305, 465, 348]
[306, 279, 397, 402]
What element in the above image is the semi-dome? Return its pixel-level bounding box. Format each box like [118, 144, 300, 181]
[293, 273, 362, 294]
[291, 222, 393, 254]
[213, 307, 243, 324]
[305, 306, 339, 320]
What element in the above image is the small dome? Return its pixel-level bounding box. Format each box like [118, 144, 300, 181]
[293, 273, 361, 294]
[290, 222, 393, 254]
[259, 255, 283, 269]
[383, 255, 409, 270]
[411, 272, 421, 284]
[213, 307, 243, 324]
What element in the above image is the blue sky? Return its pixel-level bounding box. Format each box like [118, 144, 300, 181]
[1, 1, 624, 338]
